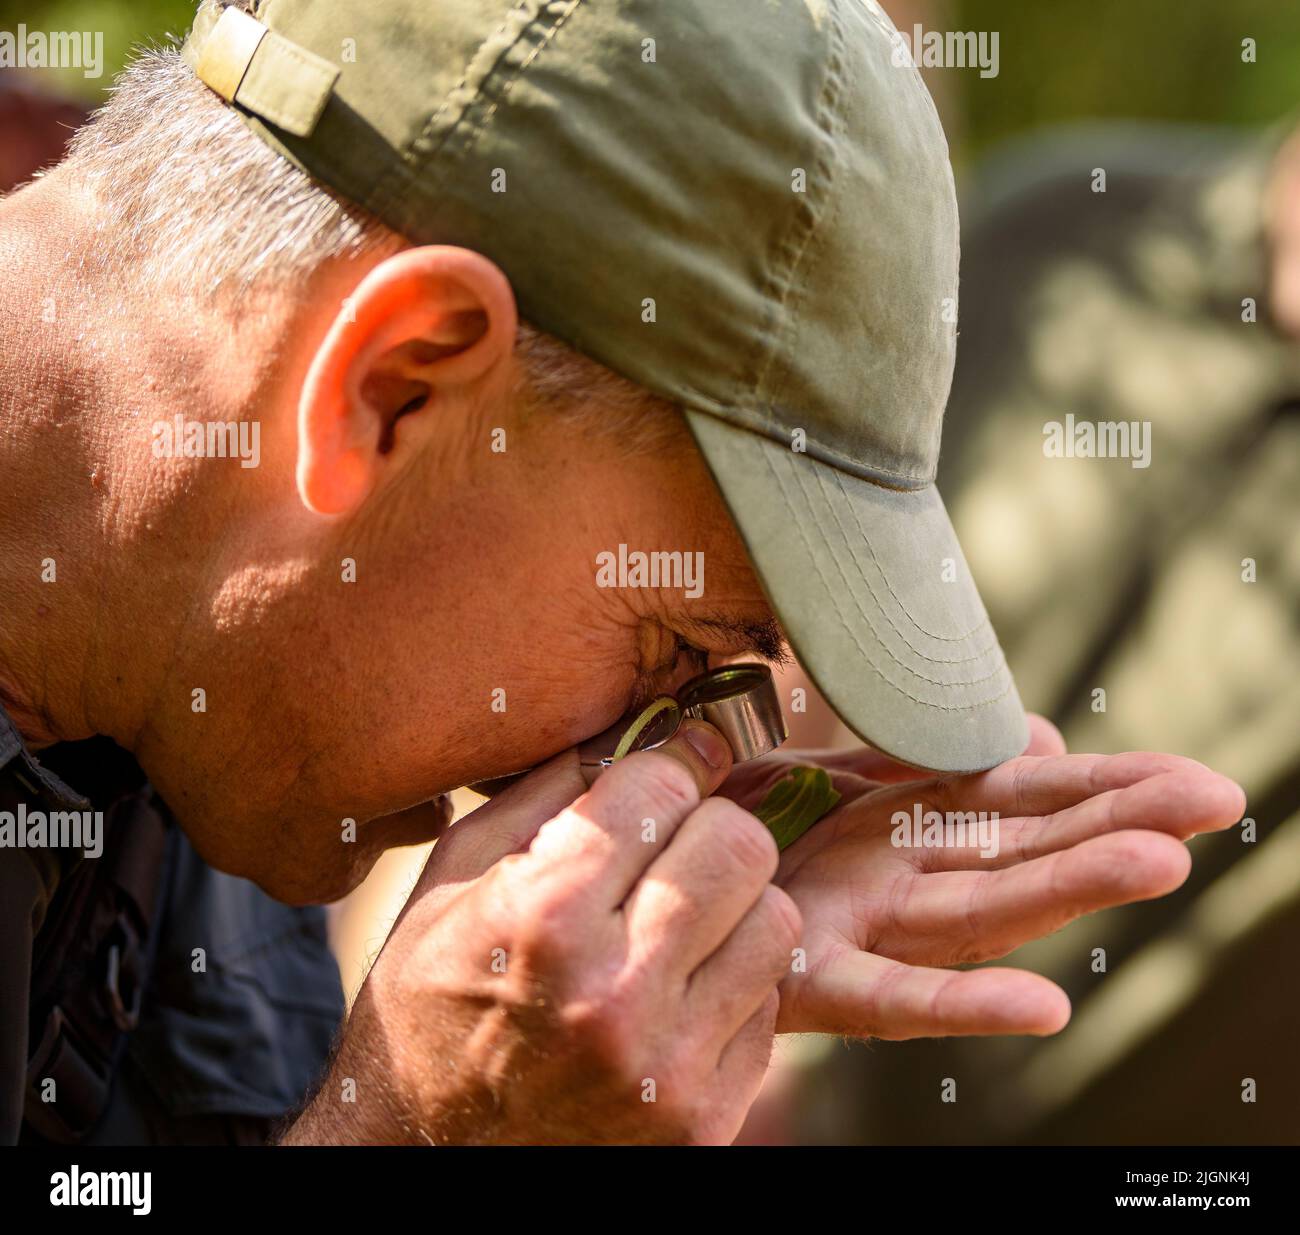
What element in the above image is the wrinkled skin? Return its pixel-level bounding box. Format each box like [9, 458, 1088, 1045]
[0, 163, 1249, 1141]
[722, 718, 1244, 1037]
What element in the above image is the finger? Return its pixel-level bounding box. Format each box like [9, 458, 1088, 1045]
[912, 766, 1247, 872]
[776, 714, 1068, 792]
[777, 945, 1071, 1039]
[1022, 713, 1067, 757]
[883, 830, 1192, 965]
[684, 883, 801, 1048]
[529, 720, 734, 906]
[624, 798, 780, 976]
[367, 793, 455, 849]
[891, 750, 1238, 823]
[718, 713, 1066, 818]
[785, 746, 932, 787]
[714, 990, 780, 1119]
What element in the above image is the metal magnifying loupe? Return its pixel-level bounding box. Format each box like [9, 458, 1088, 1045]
[470, 663, 788, 797]
[578, 662, 788, 771]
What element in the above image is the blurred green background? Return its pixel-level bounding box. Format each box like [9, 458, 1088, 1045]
[949, 0, 1300, 156]
[1, 0, 195, 97]
[6, 0, 1299, 157]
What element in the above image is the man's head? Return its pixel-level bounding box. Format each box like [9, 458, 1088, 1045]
[0, 27, 784, 902]
[0, 0, 1025, 902]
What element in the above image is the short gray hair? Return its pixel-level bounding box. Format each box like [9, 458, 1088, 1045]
[63, 6, 686, 452]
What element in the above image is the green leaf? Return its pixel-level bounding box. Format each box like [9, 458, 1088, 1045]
[754, 766, 842, 851]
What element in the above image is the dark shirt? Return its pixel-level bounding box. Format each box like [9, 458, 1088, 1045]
[0, 704, 344, 1144]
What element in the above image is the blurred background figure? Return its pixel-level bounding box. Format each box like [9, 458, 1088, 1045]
[832, 120, 1300, 1144]
[0, 74, 87, 191]
[843, 116, 1300, 1145]
[795, 6, 1300, 1145]
[8, 0, 1297, 1144]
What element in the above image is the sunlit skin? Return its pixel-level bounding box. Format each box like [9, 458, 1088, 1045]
[0, 169, 778, 905]
[0, 164, 1246, 1047]
[726, 732, 1244, 1035]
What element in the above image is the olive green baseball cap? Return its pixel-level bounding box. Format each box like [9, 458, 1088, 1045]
[181, 0, 1027, 772]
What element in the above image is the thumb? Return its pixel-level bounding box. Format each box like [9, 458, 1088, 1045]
[620, 717, 735, 799]
[414, 719, 735, 897]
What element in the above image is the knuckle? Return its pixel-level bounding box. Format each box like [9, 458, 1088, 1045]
[1099, 831, 1151, 871]
[702, 801, 779, 877]
[758, 885, 803, 952]
[738, 902, 800, 987]
[597, 751, 699, 832]
[640, 879, 707, 937]
[562, 992, 640, 1077]
[491, 849, 532, 882]
[483, 851, 532, 911]
[500, 869, 580, 960]
[631, 752, 701, 819]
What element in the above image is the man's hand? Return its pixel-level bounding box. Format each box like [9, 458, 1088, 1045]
[282, 720, 799, 1146]
[722, 717, 1246, 1039]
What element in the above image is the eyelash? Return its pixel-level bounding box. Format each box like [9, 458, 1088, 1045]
[674, 636, 711, 669]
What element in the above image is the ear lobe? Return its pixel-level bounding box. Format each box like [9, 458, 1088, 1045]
[296, 246, 518, 516]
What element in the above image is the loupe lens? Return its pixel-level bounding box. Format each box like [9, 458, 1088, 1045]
[505, 663, 788, 794]
[677, 663, 787, 762]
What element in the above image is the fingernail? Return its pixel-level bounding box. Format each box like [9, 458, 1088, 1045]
[681, 721, 731, 770]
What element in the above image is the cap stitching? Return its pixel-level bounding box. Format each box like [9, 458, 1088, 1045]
[744, 0, 848, 412]
[369, 0, 583, 223]
[456, 0, 584, 162]
[367, 0, 534, 221]
[815, 465, 1000, 653]
[734, 1, 934, 490]
[787, 457, 1006, 682]
[759, 440, 1013, 707]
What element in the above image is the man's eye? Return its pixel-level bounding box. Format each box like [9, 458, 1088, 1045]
[674, 637, 710, 668]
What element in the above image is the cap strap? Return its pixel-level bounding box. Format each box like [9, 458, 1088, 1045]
[183, 2, 339, 139]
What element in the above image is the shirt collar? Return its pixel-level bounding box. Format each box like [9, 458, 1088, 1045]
[0, 699, 90, 812]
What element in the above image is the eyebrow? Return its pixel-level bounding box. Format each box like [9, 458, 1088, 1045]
[626, 614, 791, 716]
[684, 615, 791, 664]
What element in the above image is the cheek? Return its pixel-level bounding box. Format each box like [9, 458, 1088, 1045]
[481, 540, 649, 735]
[312, 515, 662, 794]
[494, 599, 643, 748]
[380, 591, 644, 787]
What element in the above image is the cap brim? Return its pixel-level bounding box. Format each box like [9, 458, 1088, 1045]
[684, 411, 1028, 773]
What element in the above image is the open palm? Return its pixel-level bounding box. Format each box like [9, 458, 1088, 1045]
[721, 719, 1245, 1039]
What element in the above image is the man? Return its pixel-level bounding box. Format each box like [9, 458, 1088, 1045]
[0, 0, 1244, 1144]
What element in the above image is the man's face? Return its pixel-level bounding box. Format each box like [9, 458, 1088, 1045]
[145, 334, 778, 904]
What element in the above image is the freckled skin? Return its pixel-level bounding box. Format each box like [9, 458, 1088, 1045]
[0, 167, 774, 904]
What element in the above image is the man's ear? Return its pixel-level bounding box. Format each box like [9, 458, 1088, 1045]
[297, 246, 518, 515]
